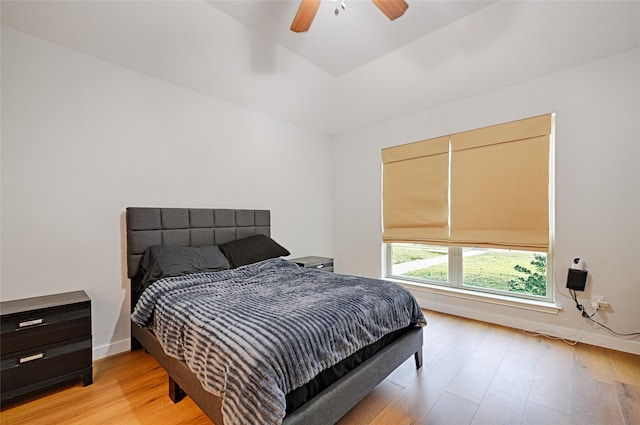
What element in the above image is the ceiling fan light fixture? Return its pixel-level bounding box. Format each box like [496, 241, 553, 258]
[291, 0, 408, 32]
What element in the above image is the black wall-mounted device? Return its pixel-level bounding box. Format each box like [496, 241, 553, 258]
[566, 268, 588, 291]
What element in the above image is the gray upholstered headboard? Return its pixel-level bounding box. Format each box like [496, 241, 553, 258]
[126, 207, 270, 279]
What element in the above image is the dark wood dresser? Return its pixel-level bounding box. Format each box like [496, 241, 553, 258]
[0, 290, 92, 404]
[290, 256, 334, 272]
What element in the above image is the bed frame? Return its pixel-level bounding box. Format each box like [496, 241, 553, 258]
[126, 207, 423, 425]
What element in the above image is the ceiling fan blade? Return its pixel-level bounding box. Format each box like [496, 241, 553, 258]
[371, 0, 409, 21]
[290, 0, 322, 33]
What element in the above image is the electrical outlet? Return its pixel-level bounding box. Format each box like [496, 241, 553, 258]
[592, 295, 608, 309]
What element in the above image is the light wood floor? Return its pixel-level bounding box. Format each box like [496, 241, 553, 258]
[2, 310, 639, 425]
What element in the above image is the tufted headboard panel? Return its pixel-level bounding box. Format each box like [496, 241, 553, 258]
[126, 207, 270, 278]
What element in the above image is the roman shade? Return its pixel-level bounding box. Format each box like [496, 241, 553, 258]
[382, 114, 553, 252]
[382, 136, 449, 244]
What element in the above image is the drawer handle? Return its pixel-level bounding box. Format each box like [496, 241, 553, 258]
[19, 353, 44, 364]
[18, 318, 44, 328]
[316, 264, 324, 268]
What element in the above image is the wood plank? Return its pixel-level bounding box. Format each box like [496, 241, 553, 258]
[527, 338, 576, 414]
[423, 391, 478, 425]
[337, 380, 404, 425]
[614, 381, 640, 425]
[570, 369, 624, 424]
[609, 350, 640, 386]
[573, 342, 615, 384]
[470, 350, 536, 425]
[521, 401, 575, 425]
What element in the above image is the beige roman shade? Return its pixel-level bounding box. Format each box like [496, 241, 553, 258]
[382, 136, 449, 244]
[382, 114, 552, 252]
[450, 114, 551, 251]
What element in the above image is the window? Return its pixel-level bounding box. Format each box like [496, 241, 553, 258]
[387, 244, 550, 301]
[382, 114, 554, 302]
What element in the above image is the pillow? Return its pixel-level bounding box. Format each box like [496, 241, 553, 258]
[220, 234, 290, 268]
[137, 244, 230, 288]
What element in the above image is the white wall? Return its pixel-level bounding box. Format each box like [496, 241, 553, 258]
[1, 27, 334, 358]
[333, 48, 640, 354]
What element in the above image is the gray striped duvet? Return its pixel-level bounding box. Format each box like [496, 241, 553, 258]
[131, 258, 426, 425]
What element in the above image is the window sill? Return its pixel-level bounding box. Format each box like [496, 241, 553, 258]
[386, 278, 562, 315]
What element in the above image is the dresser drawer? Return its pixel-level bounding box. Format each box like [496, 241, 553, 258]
[1, 336, 92, 397]
[1, 304, 91, 355]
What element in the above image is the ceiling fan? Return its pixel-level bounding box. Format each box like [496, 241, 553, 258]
[290, 0, 409, 32]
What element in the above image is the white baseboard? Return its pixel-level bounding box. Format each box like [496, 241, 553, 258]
[93, 338, 131, 360]
[412, 291, 640, 355]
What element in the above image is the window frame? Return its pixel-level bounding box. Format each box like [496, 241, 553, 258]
[384, 244, 555, 304]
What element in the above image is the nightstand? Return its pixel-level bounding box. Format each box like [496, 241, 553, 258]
[1, 290, 92, 404]
[290, 256, 334, 272]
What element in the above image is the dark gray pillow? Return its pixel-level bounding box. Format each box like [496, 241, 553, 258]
[138, 244, 230, 288]
[220, 234, 290, 268]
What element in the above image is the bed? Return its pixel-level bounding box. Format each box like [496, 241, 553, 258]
[126, 207, 425, 425]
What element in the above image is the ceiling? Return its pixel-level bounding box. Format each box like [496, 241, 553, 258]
[207, 1, 495, 76]
[2, 1, 640, 136]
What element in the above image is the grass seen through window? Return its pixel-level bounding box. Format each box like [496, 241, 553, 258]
[391, 245, 547, 297]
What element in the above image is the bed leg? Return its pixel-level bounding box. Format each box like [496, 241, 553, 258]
[414, 350, 423, 369]
[169, 377, 187, 403]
